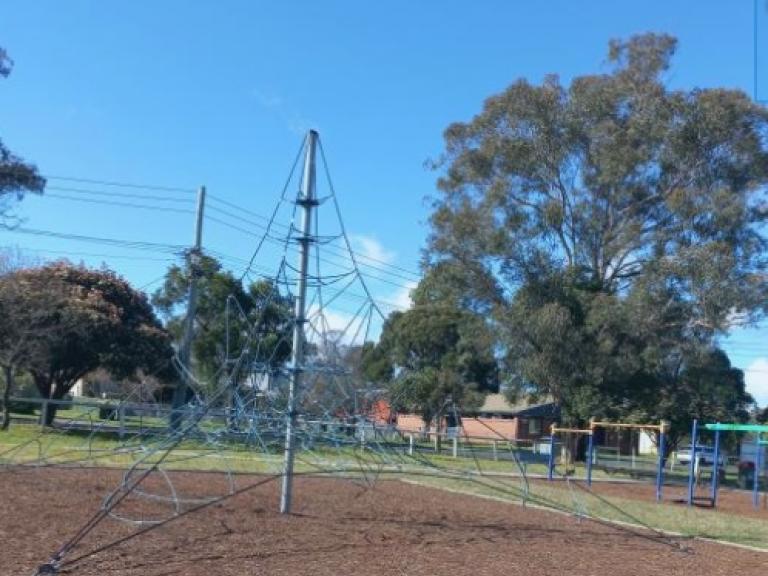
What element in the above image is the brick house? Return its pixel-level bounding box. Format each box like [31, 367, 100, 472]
[387, 394, 559, 442]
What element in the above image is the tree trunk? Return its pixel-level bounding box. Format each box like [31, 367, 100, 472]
[43, 385, 70, 427]
[42, 400, 56, 427]
[1, 365, 12, 431]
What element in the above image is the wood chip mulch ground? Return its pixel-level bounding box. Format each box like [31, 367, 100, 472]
[1, 467, 766, 575]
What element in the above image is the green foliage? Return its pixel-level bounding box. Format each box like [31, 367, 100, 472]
[0, 47, 11, 77]
[0, 262, 173, 424]
[359, 341, 393, 383]
[374, 265, 499, 425]
[636, 349, 752, 450]
[428, 33, 765, 429]
[152, 255, 293, 391]
[0, 46, 45, 225]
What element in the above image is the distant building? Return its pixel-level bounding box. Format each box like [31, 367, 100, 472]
[385, 394, 559, 442]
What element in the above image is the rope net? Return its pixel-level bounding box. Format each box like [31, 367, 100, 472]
[0, 133, 683, 575]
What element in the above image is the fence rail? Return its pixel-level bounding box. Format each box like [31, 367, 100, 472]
[1, 396, 554, 465]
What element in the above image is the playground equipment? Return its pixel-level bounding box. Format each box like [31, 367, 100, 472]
[547, 420, 667, 502]
[688, 420, 768, 509]
[591, 420, 667, 502]
[546, 425, 593, 483]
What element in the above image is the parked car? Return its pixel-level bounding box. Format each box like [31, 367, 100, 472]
[676, 445, 725, 467]
[737, 438, 767, 489]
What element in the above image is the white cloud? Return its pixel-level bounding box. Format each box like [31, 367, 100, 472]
[351, 234, 396, 265]
[350, 235, 418, 312]
[745, 357, 768, 408]
[390, 280, 418, 311]
[306, 305, 351, 335]
[305, 304, 371, 347]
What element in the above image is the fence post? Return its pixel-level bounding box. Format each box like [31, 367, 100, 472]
[586, 431, 594, 487]
[547, 427, 555, 481]
[118, 405, 126, 440]
[452, 436, 458, 458]
[492, 440, 498, 461]
[40, 400, 48, 430]
[408, 434, 414, 456]
[656, 422, 666, 503]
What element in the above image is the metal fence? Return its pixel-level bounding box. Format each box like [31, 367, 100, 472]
[3, 396, 552, 466]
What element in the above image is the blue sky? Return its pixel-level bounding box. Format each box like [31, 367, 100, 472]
[1, 1, 767, 404]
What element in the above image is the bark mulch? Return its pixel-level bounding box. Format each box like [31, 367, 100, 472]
[1, 467, 766, 576]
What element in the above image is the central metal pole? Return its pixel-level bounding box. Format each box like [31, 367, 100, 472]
[170, 185, 206, 432]
[280, 130, 317, 514]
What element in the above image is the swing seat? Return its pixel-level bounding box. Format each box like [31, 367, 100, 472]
[691, 496, 715, 508]
[672, 495, 715, 508]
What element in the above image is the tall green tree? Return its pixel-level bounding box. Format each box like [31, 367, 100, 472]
[152, 255, 293, 394]
[632, 348, 752, 452]
[375, 266, 499, 428]
[429, 33, 767, 424]
[0, 46, 45, 225]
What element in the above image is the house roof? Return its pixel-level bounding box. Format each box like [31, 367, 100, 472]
[472, 393, 559, 419]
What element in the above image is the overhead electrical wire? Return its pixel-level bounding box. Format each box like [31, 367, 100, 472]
[38, 193, 415, 288]
[34, 166, 417, 311]
[7, 227, 187, 254]
[206, 214, 417, 291]
[38, 174, 421, 284]
[21, 247, 177, 263]
[44, 175, 197, 194]
[205, 204, 420, 283]
[3, 226, 409, 311]
[45, 185, 196, 204]
[208, 193, 421, 280]
[42, 193, 197, 215]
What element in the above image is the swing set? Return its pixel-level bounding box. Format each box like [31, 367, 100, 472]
[688, 420, 768, 509]
[547, 419, 668, 502]
[546, 425, 593, 482]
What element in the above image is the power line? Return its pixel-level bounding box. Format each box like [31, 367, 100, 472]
[42, 193, 196, 215]
[138, 274, 170, 291]
[207, 192, 422, 279]
[44, 175, 197, 194]
[46, 185, 196, 204]
[205, 212, 419, 290]
[4, 225, 406, 308]
[21, 247, 177, 263]
[6, 226, 187, 255]
[42, 175, 421, 281]
[32, 169, 418, 304]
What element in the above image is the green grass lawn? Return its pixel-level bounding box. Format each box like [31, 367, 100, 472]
[403, 473, 768, 549]
[1, 421, 766, 550]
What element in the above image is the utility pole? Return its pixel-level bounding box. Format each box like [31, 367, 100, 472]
[170, 185, 206, 432]
[280, 130, 317, 514]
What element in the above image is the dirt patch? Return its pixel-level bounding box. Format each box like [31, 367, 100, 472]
[0, 467, 766, 575]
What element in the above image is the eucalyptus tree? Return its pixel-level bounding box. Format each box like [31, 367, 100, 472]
[429, 33, 766, 423]
[0, 45, 45, 226]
